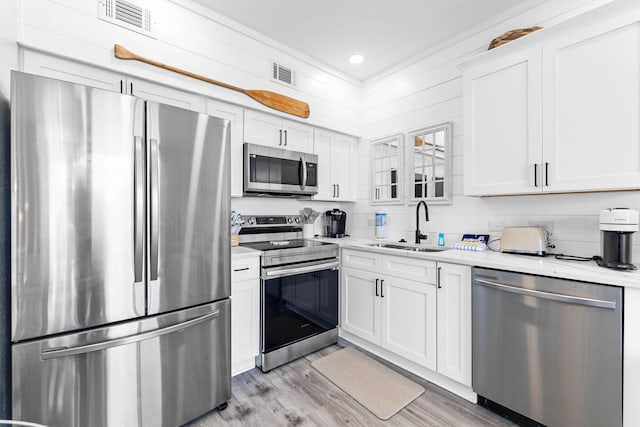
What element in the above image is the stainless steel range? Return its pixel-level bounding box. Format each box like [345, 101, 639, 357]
[240, 215, 339, 372]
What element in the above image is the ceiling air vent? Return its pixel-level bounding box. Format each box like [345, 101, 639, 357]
[272, 62, 296, 87]
[98, 0, 155, 38]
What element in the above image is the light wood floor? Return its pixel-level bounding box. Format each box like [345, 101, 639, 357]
[186, 342, 516, 426]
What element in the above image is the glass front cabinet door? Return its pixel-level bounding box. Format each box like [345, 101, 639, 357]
[371, 134, 403, 204]
[408, 122, 452, 204]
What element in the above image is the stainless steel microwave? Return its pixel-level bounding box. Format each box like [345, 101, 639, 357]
[243, 143, 318, 197]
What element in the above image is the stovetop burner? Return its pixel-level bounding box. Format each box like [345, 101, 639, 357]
[237, 215, 338, 267]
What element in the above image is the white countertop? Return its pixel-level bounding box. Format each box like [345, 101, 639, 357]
[313, 236, 640, 289]
[231, 245, 261, 259]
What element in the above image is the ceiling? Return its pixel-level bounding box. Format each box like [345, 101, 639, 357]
[191, 0, 530, 81]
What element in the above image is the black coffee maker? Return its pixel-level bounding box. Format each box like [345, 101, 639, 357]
[325, 209, 347, 238]
[595, 208, 638, 270]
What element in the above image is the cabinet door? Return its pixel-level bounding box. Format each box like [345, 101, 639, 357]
[207, 99, 245, 197]
[380, 276, 437, 370]
[333, 134, 356, 201]
[231, 278, 259, 376]
[463, 47, 542, 196]
[313, 129, 335, 200]
[542, 15, 640, 192]
[282, 119, 314, 153]
[340, 268, 381, 345]
[22, 49, 123, 92]
[127, 79, 205, 113]
[436, 263, 471, 386]
[244, 109, 283, 147]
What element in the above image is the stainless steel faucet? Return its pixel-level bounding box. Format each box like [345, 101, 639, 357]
[415, 200, 429, 244]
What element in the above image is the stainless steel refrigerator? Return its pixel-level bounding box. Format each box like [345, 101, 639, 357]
[10, 71, 231, 427]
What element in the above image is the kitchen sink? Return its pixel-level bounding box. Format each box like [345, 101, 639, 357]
[367, 243, 445, 252]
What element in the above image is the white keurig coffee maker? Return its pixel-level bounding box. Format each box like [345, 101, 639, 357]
[595, 208, 639, 270]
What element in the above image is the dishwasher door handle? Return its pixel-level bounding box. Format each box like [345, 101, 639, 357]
[474, 278, 617, 309]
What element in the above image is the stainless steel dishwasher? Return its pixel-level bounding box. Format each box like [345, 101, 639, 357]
[472, 267, 622, 427]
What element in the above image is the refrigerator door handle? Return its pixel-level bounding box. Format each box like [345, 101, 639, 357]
[41, 309, 220, 360]
[150, 137, 160, 281]
[134, 135, 145, 283]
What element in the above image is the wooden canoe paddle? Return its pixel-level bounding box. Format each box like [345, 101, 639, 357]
[114, 44, 310, 118]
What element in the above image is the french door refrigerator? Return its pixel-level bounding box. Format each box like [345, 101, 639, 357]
[10, 71, 231, 427]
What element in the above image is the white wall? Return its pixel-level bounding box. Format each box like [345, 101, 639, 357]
[15, 0, 362, 135]
[351, 0, 640, 262]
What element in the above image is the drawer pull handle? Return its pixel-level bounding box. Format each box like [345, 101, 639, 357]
[233, 267, 250, 272]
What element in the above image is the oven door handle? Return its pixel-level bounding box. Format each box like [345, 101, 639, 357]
[263, 260, 339, 279]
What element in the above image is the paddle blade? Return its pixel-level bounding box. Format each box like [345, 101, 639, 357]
[114, 44, 137, 60]
[245, 90, 310, 118]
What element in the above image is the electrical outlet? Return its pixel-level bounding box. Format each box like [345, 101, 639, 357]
[488, 221, 505, 232]
[529, 220, 554, 233]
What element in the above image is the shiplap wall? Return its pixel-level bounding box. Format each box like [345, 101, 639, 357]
[349, 0, 640, 262]
[15, 0, 361, 135]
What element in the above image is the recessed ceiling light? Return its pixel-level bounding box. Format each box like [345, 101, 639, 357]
[349, 54, 364, 64]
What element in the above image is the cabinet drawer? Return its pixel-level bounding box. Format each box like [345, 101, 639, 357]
[231, 256, 260, 282]
[341, 248, 381, 272]
[382, 255, 437, 283]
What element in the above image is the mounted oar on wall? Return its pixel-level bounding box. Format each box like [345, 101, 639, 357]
[114, 44, 310, 118]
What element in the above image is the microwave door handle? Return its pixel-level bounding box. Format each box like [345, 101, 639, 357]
[299, 156, 307, 190]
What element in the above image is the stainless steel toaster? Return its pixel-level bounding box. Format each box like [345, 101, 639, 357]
[500, 226, 547, 256]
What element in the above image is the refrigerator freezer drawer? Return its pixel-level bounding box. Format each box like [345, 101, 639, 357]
[12, 300, 230, 427]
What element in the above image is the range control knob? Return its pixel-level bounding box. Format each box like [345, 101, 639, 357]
[294, 217, 302, 223]
[287, 217, 294, 224]
[246, 217, 255, 225]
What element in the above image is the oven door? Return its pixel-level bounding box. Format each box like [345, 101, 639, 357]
[244, 143, 318, 195]
[261, 259, 338, 353]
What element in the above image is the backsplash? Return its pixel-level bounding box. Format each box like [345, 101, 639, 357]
[231, 197, 346, 238]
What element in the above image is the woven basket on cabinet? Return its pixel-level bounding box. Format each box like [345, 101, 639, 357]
[488, 26, 542, 50]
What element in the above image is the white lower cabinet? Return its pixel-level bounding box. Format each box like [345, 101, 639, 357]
[231, 253, 260, 376]
[380, 276, 437, 369]
[341, 268, 381, 344]
[436, 263, 472, 386]
[340, 248, 472, 389]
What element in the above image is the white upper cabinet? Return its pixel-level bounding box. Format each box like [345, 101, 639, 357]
[314, 129, 357, 201]
[542, 14, 640, 193]
[207, 99, 244, 198]
[128, 78, 205, 113]
[22, 49, 206, 113]
[244, 109, 314, 153]
[464, 47, 542, 196]
[463, 3, 640, 196]
[22, 49, 124, 93]
[370, 134, 404, 204]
